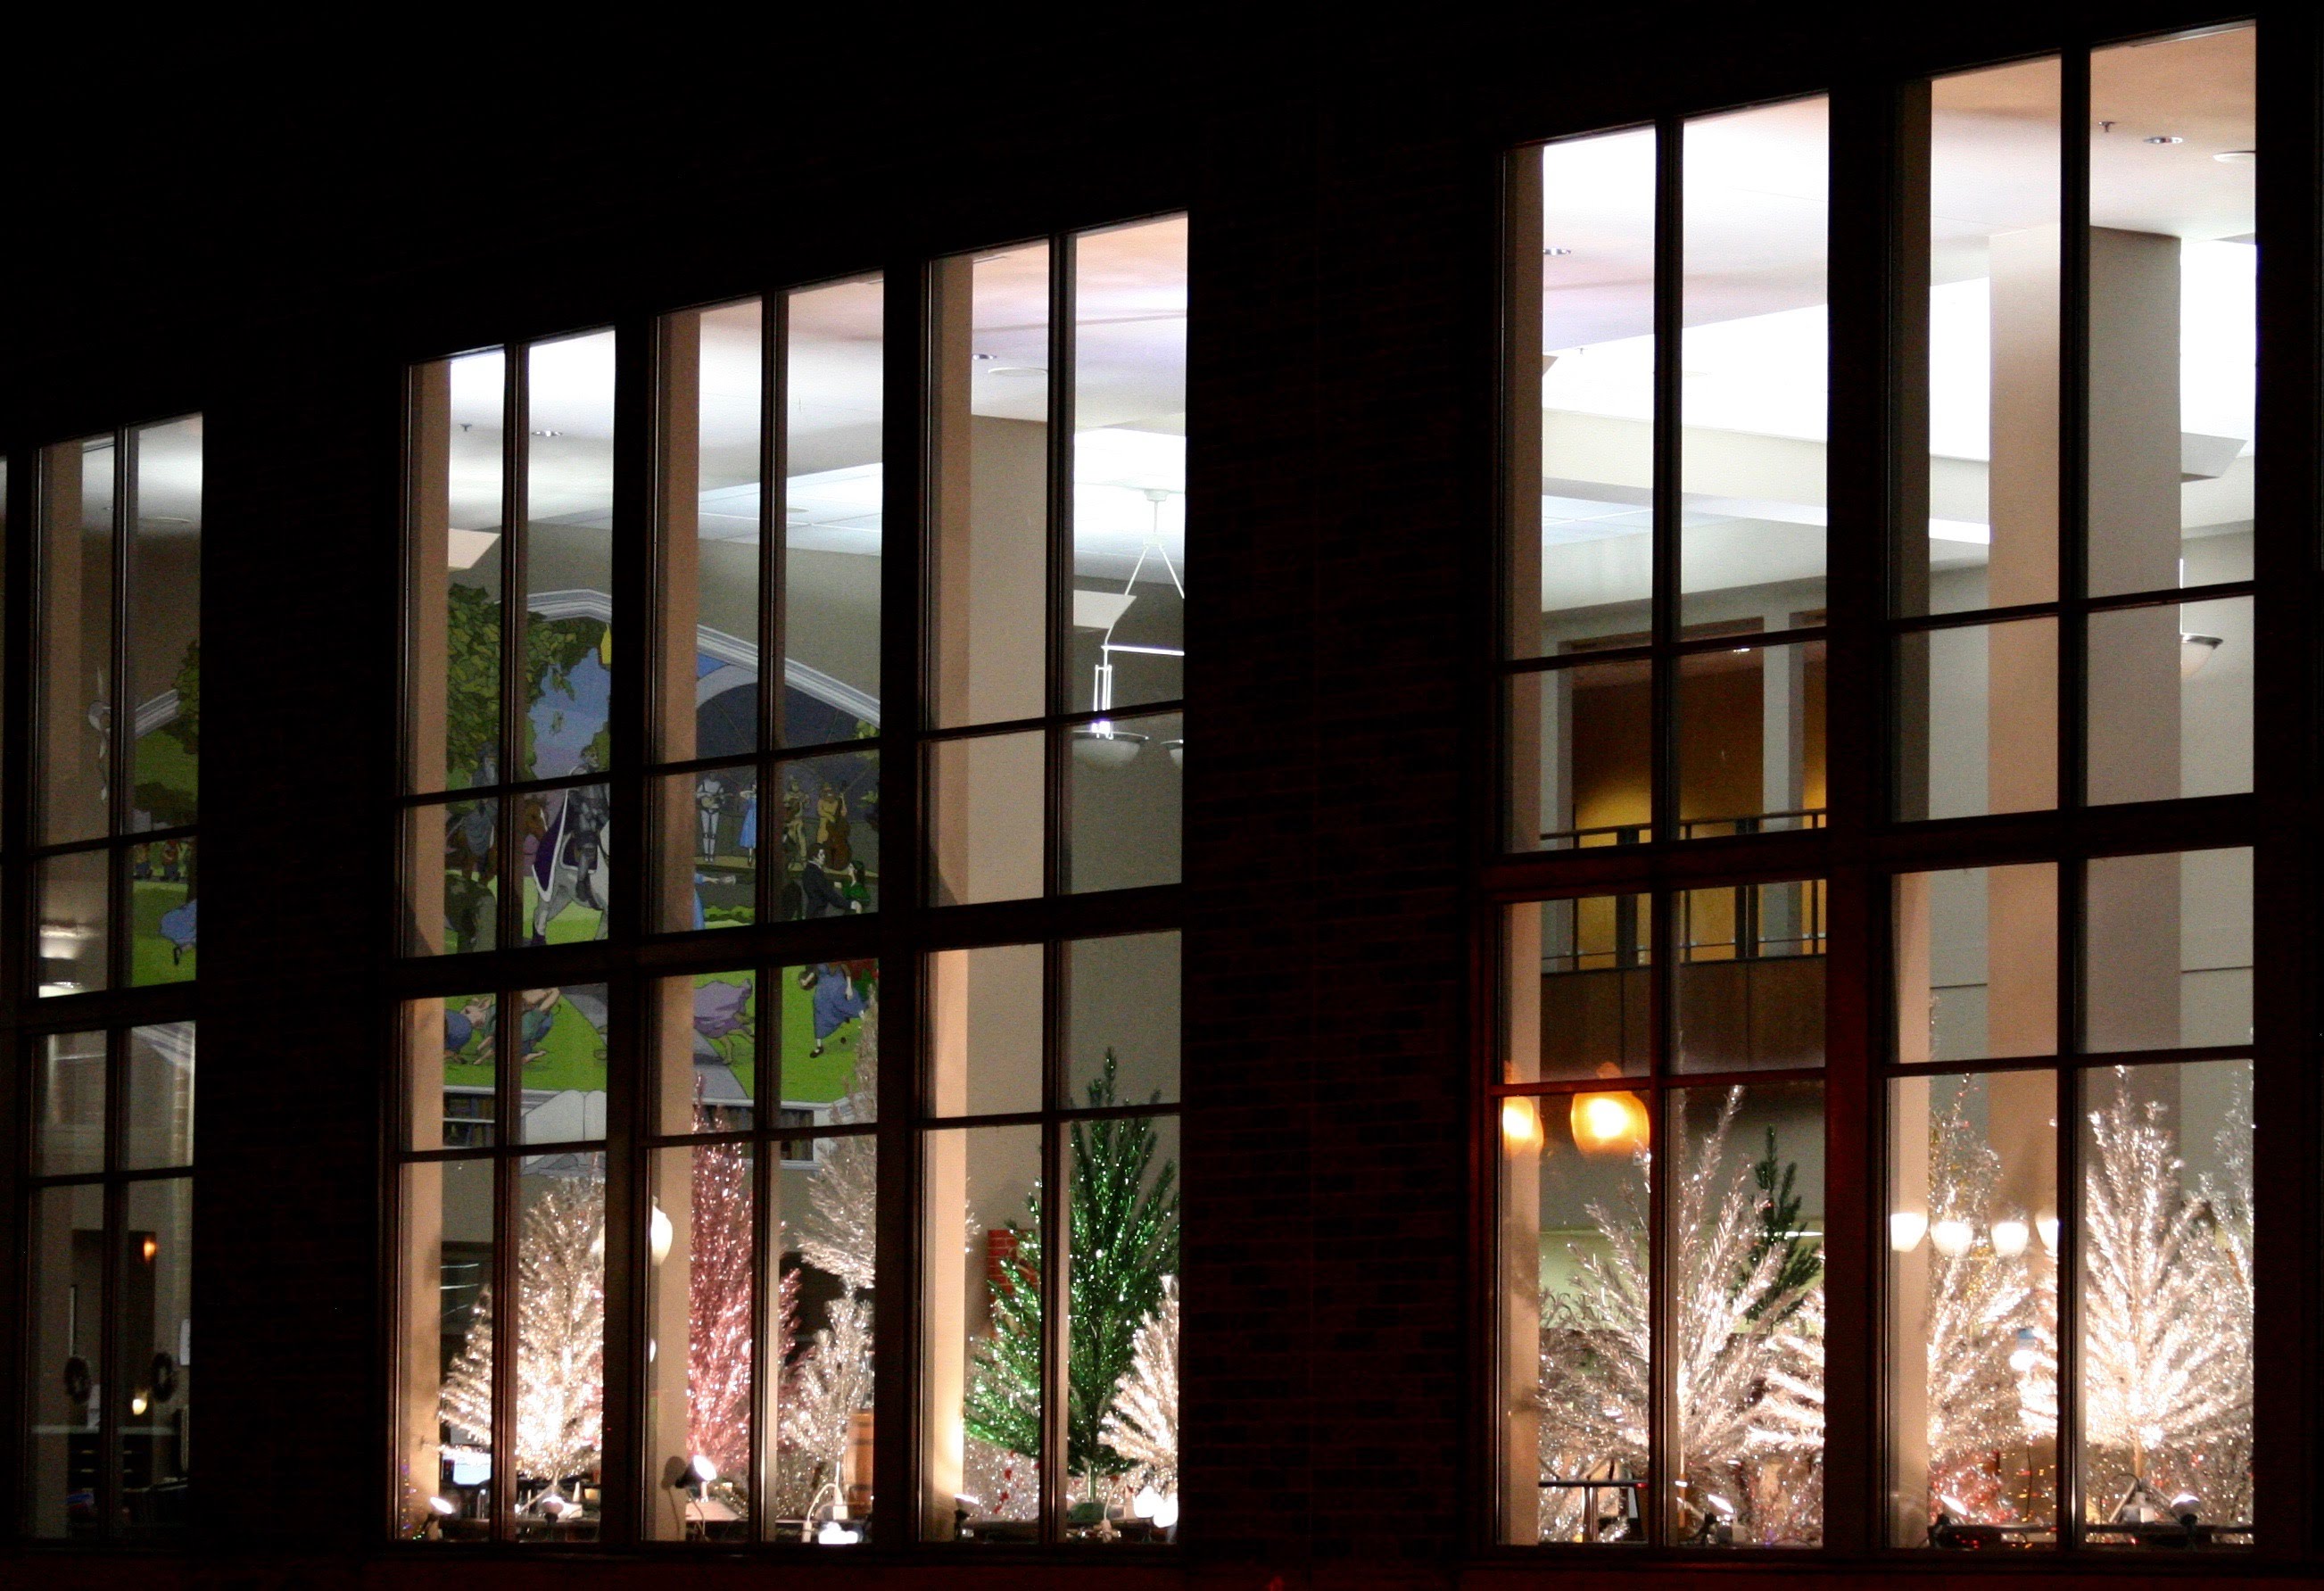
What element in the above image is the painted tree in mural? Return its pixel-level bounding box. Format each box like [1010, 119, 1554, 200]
[1101, 1275, 1179, 1495]
[1534, 1088, 1824, 1544]
[440, 1173, 606, 1487]
[2080, 1070, 2253, 1523]
[966, 1050, 1180, 1494]
[442, 584, 607, 786]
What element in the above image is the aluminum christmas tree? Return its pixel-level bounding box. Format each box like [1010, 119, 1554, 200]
[1533, 1088, 1823, 1544]
[440, 1172, 607, 1487]
[2080, 1069, 2252, 1524]
[1101, 1274, 1179, 1494]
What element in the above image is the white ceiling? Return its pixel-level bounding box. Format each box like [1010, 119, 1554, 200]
[442, 216, 1187, 580]
[1531, 23, 2258, 604]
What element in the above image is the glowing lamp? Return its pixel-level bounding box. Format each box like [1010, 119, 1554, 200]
[1152, 1493, 1180, 1529]
[1133, 1485, 1163, 1520]
[1990, 1219, 2030, 1258]
[817, 1521, 862, 1545]
[2037, 1215, 2060, 1256]
[428, 1496, 458, 1517]
[142, 1236, 159, 1264]
[690, 1454, 718, 1484]
[1501, 1098, 1544, 1153]
[650, 1201, 675, 1267]
[1888, 1212, 1928, 1253]
[1930, 1219, 1975, 1258]
[1570, 1090, 1650, 1155]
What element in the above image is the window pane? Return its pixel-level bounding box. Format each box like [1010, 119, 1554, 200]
[932, 244, 1050, 730]
[2087, 596, 2250, 804]
[401, 1156, 495, 1540]
[1066, 932, 1180, 1106]
[930, 944, 1042, 1118]
[38, 435, 114, 845]
[129, 834, 195, 985]
[1679, 99, 1829, 628]
[523, 330, 616, 781]
[510, 1153, 606, 1539]
[24, 1182, 105, 1538]
[782, 961, 879, 1123]
[520, 783, 610, 946]
[515, 984, 610, 1145]
[1674, 883, 1825, 1073]
[1503, 1083, 1650, 1543]
[2087, 26, 2256, 600]
[2084, 848, 2251, 1053]
[660, 766, 756, 932]
[1071, 219, 1186, 717]
[661, 972, 759, 1133]
[129, 417, 201, 833]
[1887, 1071, 2059, 1545]
[785, 278, 887, 747]
[1510, 659, 1650, 851]
[1896, 618, 2058, 820]
[661, 299, 762, 766]
[1894, 865, 2058, 1065]
[1914, 56, 2063, 617]
[2079, 1060, 2252, 1544]
[416, 348, 507, 795]
[922, 1123, 1043, 1541]
[1517, 127, 1658, 660]
[1507, 896, 1651, 1084]
[647, 1141, 756, 1540]
[37, 848, 110, 996]
[411, 796, 500, 957]
[1064, 709, 1180, 893]
[410, 993, 497, 1151]
[1063, 1114, 1180, 1542]
[119, 1178, 193, 1540]
[774, 748, 880, 922]
[930, 732, 1044, 906]
[1677, 639, 1825, 837]
[783, 1134, 879, 1542]
[1668, 1081, 1824, 1545]
[123, 1022, 195, 1172]
[34, 1031, 106, 1176]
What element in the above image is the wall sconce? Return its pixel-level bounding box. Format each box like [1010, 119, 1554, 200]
[1501, 1098, 1544, 1153]
[1889, 1211, 1928, 1252]
[1929, 1219, 1975, 1258]
[1571, 1090, 1650, 1156]
[1990, 1218, 2030, 1258]
[2037, 1214, 2061, 1256]
[650, 1201, 674, 1267]
[2180, 633, 2222, 678]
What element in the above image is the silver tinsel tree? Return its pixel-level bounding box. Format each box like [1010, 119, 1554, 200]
[1917, 1090, 2047, 1523]
[440, 1173, 606, 1488]
[1534, 1088, 1823, 1544]
[2080, 1069, 2252, 1524]
[1101, 1274, 1179, 1496]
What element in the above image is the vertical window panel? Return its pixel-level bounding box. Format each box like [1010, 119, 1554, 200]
[2086, 27, 2256, 599]
[1511, 658, 1652, 851]
[1915, 57, 2063, 618]
[37, 435, 115, 846]
[784, 278, 888, 745]
[929, 732, 1044, 907]
[117, 1179, 194, 1540]
[1506, 897, 1652, 1085]
[1070, 219, 1187, 717]
[1887, 1071, 2060, 1545]
[513, 985, 610, 1144]
[2084, 848, 2251, 1054]
[2078, 1060, 2252, 1543]
[922, 1123, 1044, 1542]
[33, 1032, 107, 1177]
[519, 783, 611, 947]
[509, 1152, 607, 1540]
[1674, 883, 1825, 1074]
[522, 330, 617, 783]
[774, 748, 881, 922]
[1679, 99, 1830, 628]
[122, 1023, 196, 1173]
[781, 1133, 880, 1544]
[2086, 595, 2250, 805]
[23, 1183, 105, 1538]
[646, 1141, 757, 1541]
[661, 300, 763, 768]
[1676, 640, 1825, 838]
[128, 416, 202, 833]
[425, 348, 509, 796]
[930, 944, 1044, 1119]
[1895, 618, 2059, 821]
[1063, 709, 1182, 894]
[1065, 932, 1181, 1106]
[37, 849, 111, 997]
[1518, 126, 1659, 661]
[400, 1156, 496, 1539]
[1666, 1081, 1824, 1545]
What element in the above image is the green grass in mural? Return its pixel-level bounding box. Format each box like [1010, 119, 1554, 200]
[130, 879, 195, 986]
[440, 992, 608, 1094]
[690, 970, 864, 1105]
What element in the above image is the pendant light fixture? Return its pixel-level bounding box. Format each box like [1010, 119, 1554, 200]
[1072, 487, 1187, 766]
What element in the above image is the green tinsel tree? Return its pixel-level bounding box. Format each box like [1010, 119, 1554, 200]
[964, 1050, 1179, 1487]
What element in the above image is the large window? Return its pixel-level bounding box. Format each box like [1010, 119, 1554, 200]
[393, 217, 1185, 1549]
[1498, 21, 2257, 1556]
[19, 416, 203, 1541]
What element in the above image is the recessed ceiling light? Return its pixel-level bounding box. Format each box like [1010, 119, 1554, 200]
[2216, 149, 2257, 163]
[2145, 135, 2184, 145]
